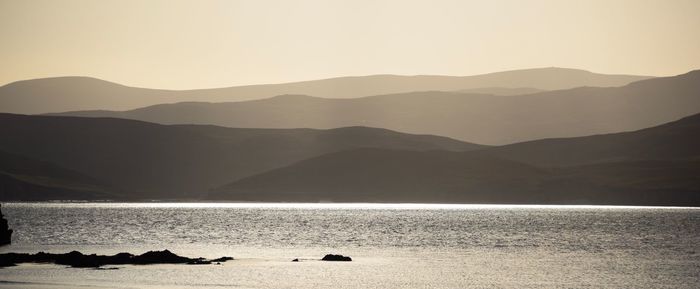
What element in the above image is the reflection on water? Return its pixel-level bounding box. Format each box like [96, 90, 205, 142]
[0, 203, 698, 289]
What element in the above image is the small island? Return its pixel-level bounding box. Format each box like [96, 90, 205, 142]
[321, 254, 352, 261]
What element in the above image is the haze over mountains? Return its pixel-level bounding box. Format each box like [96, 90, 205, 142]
[1, 66, 698, 205]
[212, 114, 700, 205]
[0, 67, 649, 114]
[0, 113, 481, 200]
[52, 70, 700, 144]
[0, 150, 117, 200]
[0, 112, 698, 205]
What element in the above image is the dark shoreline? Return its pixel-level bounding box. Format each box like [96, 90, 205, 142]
[0, 250, 354, 268]
[0, 249, 233, 268]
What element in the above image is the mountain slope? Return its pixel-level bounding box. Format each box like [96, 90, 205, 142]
[0, 68, 650, 114]
[212, 114, 700, 206]
[54, 70, 699, 144]
[0, 113, 483, 199]
[211, 151, 700, 205]
[478, 112, 700, 166]
[549, 160, 700, 205]
[0, 150, 118, 200]
[211, 148, 550, 203]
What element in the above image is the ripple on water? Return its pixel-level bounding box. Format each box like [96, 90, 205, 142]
[0, 203, 698, 289]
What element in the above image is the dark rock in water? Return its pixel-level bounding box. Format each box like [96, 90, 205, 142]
[210, 256, 234, 262]
[132, 249, 190, 264]
[0, 258, 16, 267]
[292, 258, 299, 262]
[186, 256, 233, 265]
[0, 204, 13, 246]
[0, 253, 34, 268]
[53, 251, 137, 268]
[0, 250, 233, 268]
[321, 254, 352, 261]
[110, 252, 136, 264]
[55, 251, 100, 268]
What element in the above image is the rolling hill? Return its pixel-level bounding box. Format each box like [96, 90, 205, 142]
[478, 112, 700, 166]
[211, 113, 700, 206]
[0, 113, 482, 200]
[53, 70, 699, 144]
[1, 112, 697, 204]
[0, 150, 117, 200]
[211, 148, 550, 203]
[0, 67, 649, 114]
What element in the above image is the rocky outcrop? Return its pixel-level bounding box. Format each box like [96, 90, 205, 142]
[321, 254, 352, 261]
[0, 204, 12, 245]
[0, 250, 233, 268]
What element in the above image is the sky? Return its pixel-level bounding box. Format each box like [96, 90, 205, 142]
[1, 0, 699, 89]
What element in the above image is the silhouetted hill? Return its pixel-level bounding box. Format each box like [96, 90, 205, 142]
[53, 70, 699, 144]
[0, 150, 118, 200]
[0, 114, 482, 199]
[479, 113, 700, 166]
[0, 67, 649, 114]
[548, 160, 700, 205]
[211, 151, 700, 205]
[211, 114, 700, 206]
[211, 148, 549, 203]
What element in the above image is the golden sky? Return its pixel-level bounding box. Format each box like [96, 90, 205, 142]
[1, 0, 699, 89]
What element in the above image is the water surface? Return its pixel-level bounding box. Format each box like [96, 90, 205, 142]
[0, 203, 698, 288]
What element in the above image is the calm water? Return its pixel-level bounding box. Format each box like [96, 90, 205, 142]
[0, 203, 698, 289]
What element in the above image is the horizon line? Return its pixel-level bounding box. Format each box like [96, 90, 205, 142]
[0, 66, 665, 92]
[5, 202, 699, 210]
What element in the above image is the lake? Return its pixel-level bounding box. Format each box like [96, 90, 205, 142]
[0, 203, 698, 288]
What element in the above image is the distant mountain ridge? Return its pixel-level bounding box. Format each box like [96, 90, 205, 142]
[0, 67, 650, 114]
[0, 113, 482, 200]
[52, 70, 700, 144]
[212, 113, 700, 206]
[1, 67, 698, 205]
[0, 150, 116, 200]
[0, 112, 698, 205]
[476, 112, 700, 166]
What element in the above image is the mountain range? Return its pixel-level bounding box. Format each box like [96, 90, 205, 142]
[50, 70, 700, 144]
[0, 112, 698, 205]
[0, 150, 116, 200]
[1, 67, 698, 205]
[212, 113, 700, 205]
[0, 113, 481, 200]
[0, 67, 649, 114]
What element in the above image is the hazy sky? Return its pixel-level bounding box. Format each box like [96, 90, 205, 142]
[1, 0, 699, 89]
